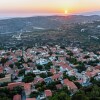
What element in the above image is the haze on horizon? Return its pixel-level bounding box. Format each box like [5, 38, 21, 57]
[0, 0, 100, 18]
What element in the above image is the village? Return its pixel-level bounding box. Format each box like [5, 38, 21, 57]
[0, 45, 100, 100]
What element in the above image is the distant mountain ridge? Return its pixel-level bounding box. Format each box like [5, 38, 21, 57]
[77, 11, 100, 16]
[0, 15, 100, 34]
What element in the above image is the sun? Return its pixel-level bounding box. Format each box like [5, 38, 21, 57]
[64, 10, 68, 14]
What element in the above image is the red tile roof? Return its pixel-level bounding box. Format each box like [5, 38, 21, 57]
[13, 94, 21, 100]
[86, 71, 92, 77]
[26, 98, 36, 100]
[8, 82, 23, 90]
[56, 84, 63, 89]
[52, 73, 62, 80]
[33, 78, 44, 84]
[0, 67, 3, 73]
[95, 66, 100, 70]
[50, 69, 56, 74]
[86, 69, 100, 77]
[58, 57, 65, 61]
[63, 79, 77, 90]
[45, 90, 52, 97]
[23, 63, 28, 68]
[24, 83, 31, 91]
[57, 62, 72, 70]
[75, 80, 83, 84]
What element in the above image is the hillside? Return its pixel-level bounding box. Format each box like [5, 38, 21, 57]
[0, 15, 100, 33]
[0, 15, 100, 51]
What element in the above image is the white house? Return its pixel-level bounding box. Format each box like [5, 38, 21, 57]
[36, 58, 49, 65]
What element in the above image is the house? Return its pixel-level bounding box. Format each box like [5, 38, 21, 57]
[50, 47, 57, 53]
[25, 67, 33, 74]
[44, 77, 52, 84]
[24, 83, 31, 96]
[8, 82, 23, 90]
[86, 69, 100, 78]
[33, 70, 41, 75]
[75, 80, 83, 85]
[52, 73, 63, 81]
[56, 84, 63, 89]
[50, 68, 56, 74]
[0, 66, 3, 73]
[60, 63, 72, 72]
[49, 56, 56, 61]
[26, 98, 36, 100]
[58, 56, 66, 62]
[44, 90, 52, 97]
[75, 73, 83, 80]
[28, 62, 36, 69]
[13, 94, 21, 100]
[76, 72, 89, 85]
[23, 63, 28, 68]
[36, 58, 49, 65]
[63, 79, 78, 93]
[95, 73, 100, 81]
[67, 70, 76, 76]
[95, 66, 100, 70]
[33, 77, 44, 85]
[4, 67, 12, 74]
[0, 74, 11, 83]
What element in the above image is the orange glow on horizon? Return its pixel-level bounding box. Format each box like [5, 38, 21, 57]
[0, 0, 100, 16]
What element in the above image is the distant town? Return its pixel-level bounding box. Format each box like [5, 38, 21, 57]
[0, 45, 100, 100]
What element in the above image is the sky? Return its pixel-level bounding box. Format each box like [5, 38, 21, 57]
[0, 0, 100, 18]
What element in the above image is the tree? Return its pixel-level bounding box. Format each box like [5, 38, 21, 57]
[66, 50, 73, 57]
[0, 73, 5, 78]
[40, 73, 47, 78]
[29, 91, 39, 98]
[44, 62, 53, 70]
[12, 86, 23, 94]
[63, 72, 77, 81]
[35, 82, 45, 89]
[84, 55, 90, 59]
[15, 62, 22, 69]
[69, 57, 78, 64]
[72, 85, 100, 100]
[46, 82, 57, 90]
[36, 64, 43, 70]
[18, 69, 25, 76]
[49, 91, 70, 100]
[0, 97, 11, 100]
[60, 46, 65, 49]
[38, 85, 46, 92]
[0, 86, 23, 100]
[47, 72, 53, 77]
[27, 58, 32, 63]
[0, 58, 8, 65]
[76, 62, 86, 73]
[0, 82, 9, 87]
[90, 85, 100, 98]
[25, 72, 36, 77]
[68, 76, 77, 81]
[72, 90, 89, 100]
[90, 77, 100, 87]
[9, 64, 14, 69]
[0, 88, 12, 100]
[22, 76, 34, 83]
[87, 60, 99, 66]
[74, 82, 82, 89]
[72, 93, 89, 100]
[22, 72, 36, 83]
[61, 86, 70, 95]
[48, 52, 53, 56]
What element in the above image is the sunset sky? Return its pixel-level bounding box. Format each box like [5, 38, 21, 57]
[0, 0, 100, 17]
